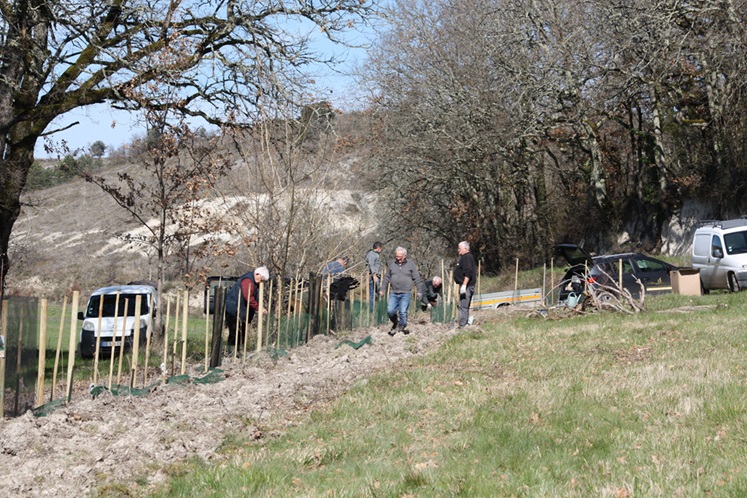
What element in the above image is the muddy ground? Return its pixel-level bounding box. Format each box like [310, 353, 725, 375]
[0, 316, 478, 497]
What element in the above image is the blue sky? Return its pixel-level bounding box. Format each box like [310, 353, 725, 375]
[35, 18, 377, 159]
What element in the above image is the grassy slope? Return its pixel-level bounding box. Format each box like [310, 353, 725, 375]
[146, 290, 747, 497]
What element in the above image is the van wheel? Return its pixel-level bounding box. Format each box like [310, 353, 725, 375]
[79, 343, 94, 359]
[728, 273, 741, 292]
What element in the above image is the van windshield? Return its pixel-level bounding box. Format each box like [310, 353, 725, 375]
[724, 231, 747, 255]
[86, 294, 151, 318]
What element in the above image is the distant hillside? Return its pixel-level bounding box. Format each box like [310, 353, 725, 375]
[7, 149, 379, 302]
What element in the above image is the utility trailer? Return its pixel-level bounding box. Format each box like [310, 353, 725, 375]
[471, 288, 543, 309]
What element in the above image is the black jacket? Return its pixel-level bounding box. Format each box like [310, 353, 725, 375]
[453, 252, 476, 286]
[225, 271, 258, 322]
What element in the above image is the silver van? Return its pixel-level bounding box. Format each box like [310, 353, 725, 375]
[692, 219, 747, 293]
[77, 284, 158, 358]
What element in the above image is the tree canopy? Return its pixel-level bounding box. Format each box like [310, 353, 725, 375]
[0, 0, 374, 288]
[363, 0, 747, 271]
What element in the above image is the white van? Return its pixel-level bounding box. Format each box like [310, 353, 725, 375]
[692, 219, 747, 293]
[78, 284, 158, 358]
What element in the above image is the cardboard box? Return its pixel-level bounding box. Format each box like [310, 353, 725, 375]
[671, 268, 701, 296]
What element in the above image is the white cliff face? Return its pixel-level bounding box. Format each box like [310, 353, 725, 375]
[660, 200, 714, 258]
[8, 160, 381, 298]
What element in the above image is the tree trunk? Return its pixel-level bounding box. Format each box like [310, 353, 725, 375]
[0, 134, 37, 291]
[651, 87, 668, 193]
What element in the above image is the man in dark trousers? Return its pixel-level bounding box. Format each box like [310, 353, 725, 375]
[419, 276, 443, 311]
[379, 246, 423, 336]
[224, 266, 270, 352]
[453, 241, 476, 328]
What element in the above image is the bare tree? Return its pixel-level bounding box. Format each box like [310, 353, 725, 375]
[0, 0, 375, 289]
[363, 0, 563, 271]
[362, 0, 747, 269]
[224, 100, 366, 278]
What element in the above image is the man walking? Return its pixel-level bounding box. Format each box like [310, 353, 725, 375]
[380, 246, 423, 335]
[365, 241, 384, 311]
[454, 241, 476, 328]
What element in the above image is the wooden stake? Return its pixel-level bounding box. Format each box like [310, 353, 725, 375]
[92, 295, 104, 385]
[551, 258, 555, 305]
[203, 297, 210, 374]
[130, 295, 143, 387]
[0, 299, 7, 419]
[285, 278, 293, 350]
[256, 281, 265, 353]
[277, 276, 283, 346]
[295, 278, 302, 346]
[233, 291, 240, 362]
[65, 291, 79, 403]
[340, 281, 346, 332]
[325, 274, 331, 334]
[15, 306, 25, 415]
[365, 270, 370, 327]
[441, 259, 447, 321]
[451, 279, 458, 323]
[171, 293, 180, 376]
[36, 299, 48, 407]
[161, 298, 171, 385]
[180, 290, 188, 375]
[241, 295, 249, 362]
[477, 260, 482, 311]
[359, 274, 364, 327]
[51, 295, 67, 402]
[116, 298, 128, 387]
[143, 294, 154, 386]
[266, 278, 274, 348]
[107, 292, 121, 390]
[514, 258, 519, 304]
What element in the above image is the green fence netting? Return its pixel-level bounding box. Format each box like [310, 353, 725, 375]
[335, 335, 373, 350]
[32, 368, 226, 417]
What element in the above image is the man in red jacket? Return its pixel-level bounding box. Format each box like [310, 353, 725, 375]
[225, 266, 270, 351]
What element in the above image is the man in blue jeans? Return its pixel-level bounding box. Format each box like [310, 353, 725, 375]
[380, 246, 423, 336]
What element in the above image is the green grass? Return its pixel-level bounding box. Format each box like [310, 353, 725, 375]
[147, 290, 747, 497]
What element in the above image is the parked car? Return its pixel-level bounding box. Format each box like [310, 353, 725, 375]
[78, 284, 158, 358]
[691, 218, 747, 293]
[555, 244, 678, 303]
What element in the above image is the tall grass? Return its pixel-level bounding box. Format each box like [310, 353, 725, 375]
[149, 290, 747, 497]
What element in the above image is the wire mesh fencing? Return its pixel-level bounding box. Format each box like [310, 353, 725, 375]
[1, 272, 461, 418]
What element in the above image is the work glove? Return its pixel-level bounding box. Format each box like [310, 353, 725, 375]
[426, 303, 432, 310]
[460, 285, 467, 296]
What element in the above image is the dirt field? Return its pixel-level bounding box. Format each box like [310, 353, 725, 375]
[0, 319, 463, 497]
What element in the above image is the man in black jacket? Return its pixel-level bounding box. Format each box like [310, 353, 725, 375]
[453, 241, 476, 327]
[419, 276, 443, 311]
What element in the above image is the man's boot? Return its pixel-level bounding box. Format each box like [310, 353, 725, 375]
[389, 315, 398, 336]
[399, 324, 410, 335]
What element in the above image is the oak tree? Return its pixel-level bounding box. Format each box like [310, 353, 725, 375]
[0, 0, 374, 288]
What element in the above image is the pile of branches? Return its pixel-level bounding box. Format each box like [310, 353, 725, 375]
[534, 270, 646, 319]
